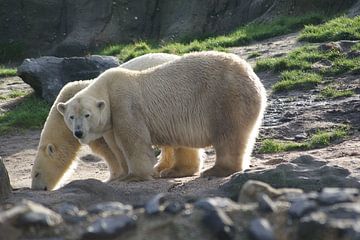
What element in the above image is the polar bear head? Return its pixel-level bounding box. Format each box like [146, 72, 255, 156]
[57, 96, 109, 144]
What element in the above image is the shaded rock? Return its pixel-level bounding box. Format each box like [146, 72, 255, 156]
[318, 188, 358, 205]
[144, 193, 166, 215]
[288, 200, 317, 218]
[221, 155, 360, 199]
[164, 201, 185, 214]
[17, 55, 119, 103]
[248, 218, 275, 240]
[311, 59, 333, 72]
[0, 200, 62, 228]
[87, 201, 132, 216]
[202, 208, 235, 240]
[347, 50, 360, 59]
[339, 40, 360, 52]
[82, 215, 137, 240]
[258, 194, 277, 213]
[0, 157, 11, 200]
[0, 223, 21, 240]
[318, 42, 342, 52]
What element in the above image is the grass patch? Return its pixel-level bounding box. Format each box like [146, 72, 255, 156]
[319, 86, 354, 99]
[272, 70, 322, 92]
[99, 13, 326, 62]
[0, 90, 28, 100]
[0, 94, 50, 134]
[299, 16, 360, 42]
[0, 66, 17, 77]
[259, 127, 348, 153]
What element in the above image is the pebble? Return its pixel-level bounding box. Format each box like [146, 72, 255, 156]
[87, 202, 132, 216]
[195, 197, 239, 211]
[258, 194, 277, 213]
[55, 203, 87, 223]
[164, 201, 184, 214]
[318, 188, 358, 205]
[145, 193, 166, 215]
[248, 218, 275, 240]
[202, 208, 235, 240]
[288, 200, 317, 218]
[82, 215, 137, 239]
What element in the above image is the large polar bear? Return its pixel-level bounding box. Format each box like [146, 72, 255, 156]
[31, 53, 202, 190]
[57, 51, 267, 181]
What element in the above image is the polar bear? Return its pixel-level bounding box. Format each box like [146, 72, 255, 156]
[57, 51, 267, 181]
[31, 53, 202, 190]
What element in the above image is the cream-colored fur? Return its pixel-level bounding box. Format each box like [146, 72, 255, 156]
[58, 51, 267, 180]
[32, 53, 201, 190]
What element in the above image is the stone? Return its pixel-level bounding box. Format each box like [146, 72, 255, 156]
[311, 59, 333, 72]
[144, 193, 166, 215]
[0, 200, 62, 227]
[318, 188, 358, 205]
[0, 157, 11, 200]
[248, 218, 275, 240]
[221, 155, 360, 199]
[87, 202, 132, 216]
[82, 215, 137, 240]
[258, 194, 277, 213]
[54, 203, 87, 223]
[288, 200, 317, 218]
[347, 50, 360, 59]
[17, 55, 119, 103]
[164, 201, 185, 214]
[195, 197, 240, 212]
[318, 42, 342, 52]
[202, 208, 235, 240]
[0, 0, 356, 59]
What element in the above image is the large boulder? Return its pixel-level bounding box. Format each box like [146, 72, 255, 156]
[17, 55, 119, 103]
[0, 157, 11, 200]
[0, 0, 357, 60]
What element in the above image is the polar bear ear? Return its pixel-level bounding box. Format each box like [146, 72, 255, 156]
[57, 102, 67, 115]
[46, 144, 55, 156]
[96, 100, 106, 111]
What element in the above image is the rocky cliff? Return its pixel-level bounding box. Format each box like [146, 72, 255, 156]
[0, 0, 357, 60]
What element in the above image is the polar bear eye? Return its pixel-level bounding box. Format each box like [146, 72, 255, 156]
[69, 116, 74, 120]
[85, 114, 90, 118]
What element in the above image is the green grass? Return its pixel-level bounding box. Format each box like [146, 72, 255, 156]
[99, 13, 326, 62]
[259, 127, 348, 153]
[319, 86, 354, 99]
[0, 94, 50, 134]
[272, 70, 322, 92]
[0, 66, 17, 77]
[0, 90, 28, 100]
[299, 16, 360, 42]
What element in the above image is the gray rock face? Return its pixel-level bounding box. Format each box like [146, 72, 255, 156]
[0, 0, 356, 59]
[0, 158, 11, 200]
[221, 155, 360, 199]
[17, 55, 119, 103]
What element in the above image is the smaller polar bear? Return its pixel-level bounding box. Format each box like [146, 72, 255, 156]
[57, 51, 267, 181]
[31, 53, 202, 190]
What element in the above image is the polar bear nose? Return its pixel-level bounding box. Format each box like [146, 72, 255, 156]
[75, 130, 83, 139]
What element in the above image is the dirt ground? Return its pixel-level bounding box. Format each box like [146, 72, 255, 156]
[0, 32, 359, 194]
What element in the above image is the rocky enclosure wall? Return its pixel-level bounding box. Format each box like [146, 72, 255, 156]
[0, 0, 357, 59]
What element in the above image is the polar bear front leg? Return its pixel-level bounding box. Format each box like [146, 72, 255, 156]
[112, 112, 156, 181]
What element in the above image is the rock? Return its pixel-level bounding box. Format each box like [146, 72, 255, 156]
[82, 215, 137, 240]
[238, 180, 302, 204]
[258, 194, 277, 213]
[144, 193, 166, 215]
[202, 208, 235, 240]
[54, 203, 87, 223]
[0, 157, 11, 200]
[318, 188, 358, 205]
[221, 155, 360, 199]
[248, 218, 275, 240]
[164, 201, 185, 214]
[311, 59, 333, 72]
[299, 203, 360, 240]
[0, 200, 62, 227]
[347, 50, 360, 59]
[0, 0, 356, 59]
[288, 200, 317, 218]
[87, 201, 132, 216]
[17, 55, 119, 103]
[318, 42, 342, 52]
[195, 197, 240, 212]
